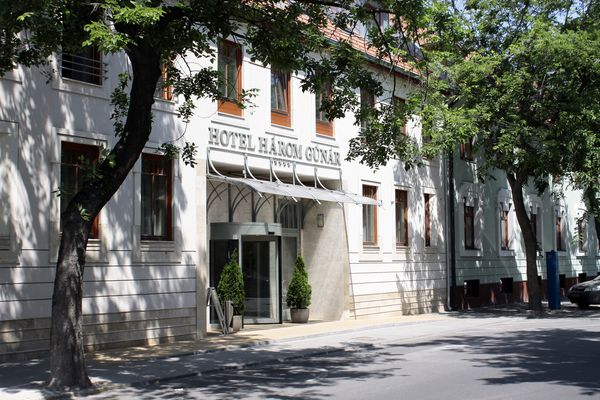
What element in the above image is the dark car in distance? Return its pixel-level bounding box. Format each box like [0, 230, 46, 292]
[567, 275, 600, 309]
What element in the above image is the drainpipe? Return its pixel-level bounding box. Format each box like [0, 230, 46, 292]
[446, 150, 457, 310]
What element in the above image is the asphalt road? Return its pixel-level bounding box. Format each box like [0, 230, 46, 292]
[84, 305, 600, 400]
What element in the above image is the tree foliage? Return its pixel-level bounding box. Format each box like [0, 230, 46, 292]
[418, 0, 599, 313]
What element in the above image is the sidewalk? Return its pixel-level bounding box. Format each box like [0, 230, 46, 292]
[0, 313, 450, 400]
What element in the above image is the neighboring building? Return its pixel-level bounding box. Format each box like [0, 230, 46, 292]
[0, 32, 598, 362]
[451, 140, 600, 309]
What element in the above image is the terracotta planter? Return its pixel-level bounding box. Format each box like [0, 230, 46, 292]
[290, 308, 309, 323]
[230, 315, 243, 332]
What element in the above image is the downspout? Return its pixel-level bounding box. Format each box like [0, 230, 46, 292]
[446, 150, 457, 310]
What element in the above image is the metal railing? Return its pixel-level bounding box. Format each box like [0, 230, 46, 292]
[60, 52, 107, 86]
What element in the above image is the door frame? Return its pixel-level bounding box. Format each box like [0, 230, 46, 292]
[210, 222, 283, 324]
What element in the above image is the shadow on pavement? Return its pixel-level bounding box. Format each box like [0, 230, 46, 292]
[85, 342, 401, 399]
[390, 327, 600, 396]
[448, 302, 600, 319]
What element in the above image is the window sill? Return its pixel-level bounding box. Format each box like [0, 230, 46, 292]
[152, 97, 178, 114]
[460, 248, 483, 258]
[362, 245, 380, 252]
[52, 77, 110, 100]
[499, 249, 515, 257]
[136, 239, 181, 263]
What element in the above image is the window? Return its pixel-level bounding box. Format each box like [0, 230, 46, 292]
[365, 8, 390, 36]
[393, 96, 407, 136]
[424, 193, 431, 247]
[576, 214, 588, 253]
[530, 212, 538, 245]
[360, 88, 375, 130]
[464, 279, 479, 297]
[500, 210, 510, 251]
[315, 83, 334, 136]
[141, 154, 172, 240]
[459, 183, 482, 255]
[61, 46, 104, 85]
[217, 39, 242, 116]
[460, 137, 474, 161]
[500, 277, 513, 294]
[271, 69, 291, 127]
[155, 62, 173, 101]
[362, 185, 377, 245]
[556, 214, 566, 251]
[279, 201, 301, 229]
[395, 189, 408, 246]
[464, 203, 475, 250]
[60, 142, 100, 238]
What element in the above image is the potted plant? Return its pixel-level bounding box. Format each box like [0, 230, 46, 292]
[286, 256, 312, 323]
[217, 249, 245, 332]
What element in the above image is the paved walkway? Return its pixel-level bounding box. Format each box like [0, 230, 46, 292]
[0, 313, 450, 400]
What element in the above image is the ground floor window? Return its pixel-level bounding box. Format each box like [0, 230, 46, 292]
[141, 153, 172, 240]
[395, 189, 408, 246]
[362, 185, 377, 245]
[60, 142, 100, 238]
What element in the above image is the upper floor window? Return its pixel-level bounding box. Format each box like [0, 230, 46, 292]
[555, 213, 566, 251]
[393, 96, 407, 136]
[155, 62, 173, 101]
[395, 189, 408, 246]
[315, 83, 334, 136]
[271, 69, 291, 127]
[577, 216, 586, 253]
[424, 193, 432, 247]
[362, 185, 378, 245]
[61, 46, 104, 86]
[364, 7, 390, 36]
[460, 137, 474, 161]
[500, 210, 510, 250]
[360, 88, 375, 130]
[217, 39, 242, 116]
[141, 154, 172, 241]
[60, 142, 100, 238]
[464, 202, 476, 250]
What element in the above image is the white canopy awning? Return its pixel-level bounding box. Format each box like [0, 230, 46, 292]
[207, 174, 380, 206]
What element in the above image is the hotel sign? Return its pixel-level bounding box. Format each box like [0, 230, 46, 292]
[208, 126, 341, 167]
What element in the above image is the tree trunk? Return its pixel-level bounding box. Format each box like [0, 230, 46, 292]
[507, 172, 543, 315]
[48, 43, 162, 389]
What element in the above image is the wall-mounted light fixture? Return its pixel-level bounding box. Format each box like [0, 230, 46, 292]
[317, 213, 324, 228]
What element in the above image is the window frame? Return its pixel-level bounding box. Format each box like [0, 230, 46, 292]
[464, 203, 476, 250]
[60, 141, 100, 239]
[393, 96, 407, 136]
[217, 39, 243, 116]
[362, 185, 378, 246]
[155, 61, 174, 101]
[424, 193, 432, 247]
[395, 189, 409, 247]
[556, 213, 566, 252]
[460, 137, 474, 161]
[271, 69, 291, 127]
[315, 83, 334, 136]
[141, 153, 173, 241]
[61, 45, 104, 86]
[500, 210, 510, 251]
[360, 88, 375, 130]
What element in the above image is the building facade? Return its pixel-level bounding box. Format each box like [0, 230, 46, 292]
[0, 34, 597, 361]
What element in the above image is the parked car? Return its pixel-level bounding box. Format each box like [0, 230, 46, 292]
[567, 275, 600, 309]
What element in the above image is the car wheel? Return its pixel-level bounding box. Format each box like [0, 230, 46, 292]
[577, 301, 590, 310]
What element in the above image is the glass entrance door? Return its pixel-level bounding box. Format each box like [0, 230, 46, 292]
[242, 236, 279, 323]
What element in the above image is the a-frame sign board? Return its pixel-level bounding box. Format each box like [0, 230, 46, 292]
[206, 287, 229, 335]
